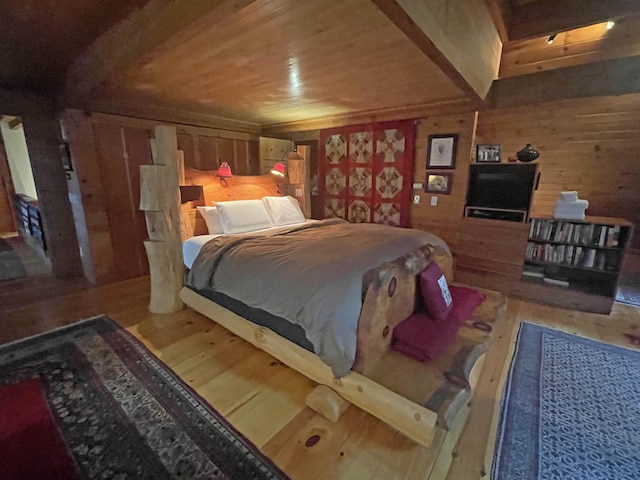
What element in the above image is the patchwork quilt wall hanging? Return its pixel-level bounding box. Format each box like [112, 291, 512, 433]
[318, 120, 415, 227]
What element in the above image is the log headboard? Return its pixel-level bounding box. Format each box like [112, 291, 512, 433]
[180, 167, 287, 239]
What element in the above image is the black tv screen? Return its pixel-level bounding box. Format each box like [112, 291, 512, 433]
[466, 164, 537, 211]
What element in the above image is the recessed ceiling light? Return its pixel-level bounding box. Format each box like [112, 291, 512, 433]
[606, 20, 615, 30]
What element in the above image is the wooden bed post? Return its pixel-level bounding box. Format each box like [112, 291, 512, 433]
[140, 125, 185, 313]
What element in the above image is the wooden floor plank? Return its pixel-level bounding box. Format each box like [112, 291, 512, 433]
[0, 275, 638, 479]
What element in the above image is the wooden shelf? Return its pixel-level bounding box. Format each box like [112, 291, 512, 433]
[455, 215, 634, 314]
[524, 259, 618, 275]
[527, 238, 623, 252]
[13, 194, 46, 253]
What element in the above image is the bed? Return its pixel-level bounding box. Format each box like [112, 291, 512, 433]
[141, 128, 504, 448]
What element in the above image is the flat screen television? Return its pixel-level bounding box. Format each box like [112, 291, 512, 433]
[466, 164, 537, 211]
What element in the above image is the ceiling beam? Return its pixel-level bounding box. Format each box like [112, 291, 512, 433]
[372, 0, 501, 103]
[488, 55, 640, 109]
[261, 98, 474, 135]
[483, 0, 510, 43]
[80, 99, 262, 135]
[62, 0, 257, 105]
[7, 116, 22, 130]
[509, 0, 639, 41]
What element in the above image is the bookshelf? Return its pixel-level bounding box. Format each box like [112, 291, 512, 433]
[13, 194, 47, 253]
[522, 216, 633, 300]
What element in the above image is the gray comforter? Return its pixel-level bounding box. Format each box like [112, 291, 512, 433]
[187, 219, 448, 378]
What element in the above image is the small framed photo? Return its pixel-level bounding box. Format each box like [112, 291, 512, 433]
[425, 173, 453, 195]
[426, 134, 458, 169]
[476, 144, 501, 163]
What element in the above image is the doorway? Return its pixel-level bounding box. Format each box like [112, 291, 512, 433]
[0, 116, 51, 281]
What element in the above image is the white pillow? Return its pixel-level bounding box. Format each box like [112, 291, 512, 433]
[196, 206, 224, 234]
[262, 196, 305, 226]
[215, 199, 272, 234]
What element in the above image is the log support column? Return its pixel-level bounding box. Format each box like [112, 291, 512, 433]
[140, 125, 184, 313]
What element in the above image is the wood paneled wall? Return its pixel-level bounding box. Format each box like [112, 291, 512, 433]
[409, 112, 478, 254]
[177, 133, 259, 175]
[278, 95, 640, 261]
[477, 93, 640, 251]
[61, 109, 260, 284]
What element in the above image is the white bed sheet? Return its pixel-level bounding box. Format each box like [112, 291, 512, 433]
[183, 219, 317, 269]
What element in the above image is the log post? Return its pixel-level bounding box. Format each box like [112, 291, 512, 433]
[140, 126, 184, 313]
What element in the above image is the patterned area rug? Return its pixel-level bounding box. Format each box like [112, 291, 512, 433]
[0, 237, 27, 282]
[493, 323, 640, 479]
[0, 316, 289, 479]
[616, 272, 640, 307]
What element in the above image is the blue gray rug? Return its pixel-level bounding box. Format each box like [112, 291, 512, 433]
[0, 238, 27, 282]
[493, 322, 640, 479]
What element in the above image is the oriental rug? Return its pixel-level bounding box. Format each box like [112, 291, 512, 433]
[0, 237, 27, 281]
[0, 315, 288, 480]
[492, 322, 640, 479]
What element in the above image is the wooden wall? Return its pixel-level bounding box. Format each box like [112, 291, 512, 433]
[409, 112, 478, 253]
[477, 93, 640, 251]
[61, 110, 260, 284]
[177, 132, 259, 175]
[277, 95, 640, 262]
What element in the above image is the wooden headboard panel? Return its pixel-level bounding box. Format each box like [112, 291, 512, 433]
[180, 167, 287, 239]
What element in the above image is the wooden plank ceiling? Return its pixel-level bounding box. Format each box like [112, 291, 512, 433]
[93, 0, 468, 125]
[500, 16, 640, 78]
[2, 0, 640, 127]
[0, 0, 151, 94]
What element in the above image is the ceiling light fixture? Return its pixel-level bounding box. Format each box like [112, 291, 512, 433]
[606, 20, 615, 30]
[546, 33, 557, 45]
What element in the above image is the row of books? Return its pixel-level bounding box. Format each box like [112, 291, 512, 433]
[529, 219, 620, 247]
[525, 242, 618, 270]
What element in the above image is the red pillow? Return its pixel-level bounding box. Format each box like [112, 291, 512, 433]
[447, 286, 485, 323]
[392, 286, 486, 362]
[419, 262, 453, 321]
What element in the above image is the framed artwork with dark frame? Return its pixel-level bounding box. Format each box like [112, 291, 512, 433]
[425, 173, 453, 195]
[60, 142, 73, 172]
[426, 134, 458, 169]
[476, 144, 501, 163]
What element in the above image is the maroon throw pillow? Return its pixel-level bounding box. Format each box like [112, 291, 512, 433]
[447, 285, 485, 323]
[392, 286, 486, 363]
[419, 262, 453, 321]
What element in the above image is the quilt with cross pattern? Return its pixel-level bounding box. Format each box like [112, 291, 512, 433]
[319, 120, 415, 227]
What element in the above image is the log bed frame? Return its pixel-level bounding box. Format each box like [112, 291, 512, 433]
[141, 126, 506, 448]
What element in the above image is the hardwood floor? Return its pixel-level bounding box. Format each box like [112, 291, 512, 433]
[1, 276, 639, 479]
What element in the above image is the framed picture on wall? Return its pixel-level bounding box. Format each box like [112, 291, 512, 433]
[425, 173, 453, 194]
[426, 134, 458, 169]
[476, 144, 501, 163]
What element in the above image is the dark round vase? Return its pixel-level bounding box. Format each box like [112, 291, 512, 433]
[517, 144, 539, 162]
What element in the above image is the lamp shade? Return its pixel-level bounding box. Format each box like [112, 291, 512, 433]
[217, 162, 232, 178]
[271, 162, 286, 176]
